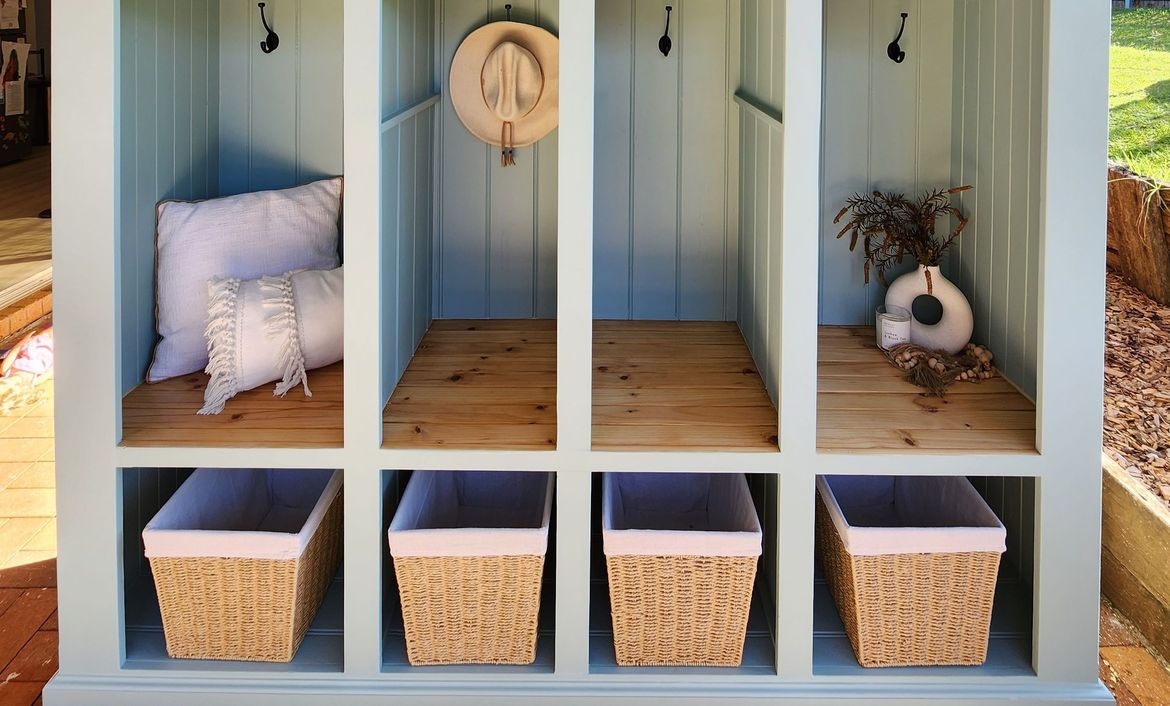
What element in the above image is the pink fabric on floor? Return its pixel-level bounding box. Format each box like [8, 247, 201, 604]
[7, 327, 53, 376]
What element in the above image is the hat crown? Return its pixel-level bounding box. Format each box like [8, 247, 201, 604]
[481, 41, 543, 122]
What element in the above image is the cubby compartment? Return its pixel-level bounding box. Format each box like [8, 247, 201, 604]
[380, 1, 559, 450]
[120, 467, 344, 672]
[812, 474, 1035, 677]
[116, 2, 345, 449]
[589, 471, 778, 674]
[380, 469, 556, 673]
[816, 1, 1040, 454]
[591, 1, 781, 452]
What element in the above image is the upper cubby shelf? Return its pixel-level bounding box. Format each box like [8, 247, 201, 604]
[816, 0, 1043, 456]
[116, 0, 345, 450]
[590, 0, 782, 453]
[378, 0, 560, 451]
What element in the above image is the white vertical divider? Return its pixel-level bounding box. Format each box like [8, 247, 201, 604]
[775, 0, 823, 680]
[557, 0, 595, 452]
[51, 0, 122, 676]
[556, 0, 596, 677]
[343, 0, 384, 677]
[1032, 0, 1109, 684]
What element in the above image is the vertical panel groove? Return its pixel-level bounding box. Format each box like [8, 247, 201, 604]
[626, 0, 636, 317]
[674, 3, 684, 319]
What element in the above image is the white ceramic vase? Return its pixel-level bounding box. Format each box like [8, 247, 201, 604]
[884, 265, 973, 355]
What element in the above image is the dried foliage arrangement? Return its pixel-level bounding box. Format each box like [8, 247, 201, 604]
[834, 186, 973, 286]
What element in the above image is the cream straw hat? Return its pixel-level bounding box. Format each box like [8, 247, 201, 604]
[449, 21, 559, 166]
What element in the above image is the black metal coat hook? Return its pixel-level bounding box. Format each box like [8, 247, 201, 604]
[505, 3, 512, 21]
[258, 3, 280, 54]
[887, 12, 908, 63]
[659, 6, 673, 57]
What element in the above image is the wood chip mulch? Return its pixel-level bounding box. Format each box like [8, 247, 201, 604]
[1105, 271, 1170, 508]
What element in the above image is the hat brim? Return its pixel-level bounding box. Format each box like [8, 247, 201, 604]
[450, 22, 559, 149]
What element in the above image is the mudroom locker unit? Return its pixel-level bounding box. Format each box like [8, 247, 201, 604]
[48, 0, 1111, 704]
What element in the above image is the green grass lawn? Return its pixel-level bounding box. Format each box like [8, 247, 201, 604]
[1112, 9, 1170, 182]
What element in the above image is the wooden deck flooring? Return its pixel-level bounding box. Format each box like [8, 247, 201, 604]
[382, 320, 557, 450]
[817, 326, 1037, 454]
[0, 375, 57, 706]
[592, 321, 779, 452]
[122, 363, 344, 448]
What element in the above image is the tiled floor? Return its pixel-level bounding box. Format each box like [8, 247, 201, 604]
[0, 377, 1169, 704]
[0, 375, 55, 706]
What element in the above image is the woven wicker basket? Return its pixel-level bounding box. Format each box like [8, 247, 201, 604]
[388, 471, 554, 666]
[144, 469, 343, 663]
[602, 473, 762, 667]
[393, 554, 545, 665]
[606, 554, 758, 667]
[815, 476, 1005, 668]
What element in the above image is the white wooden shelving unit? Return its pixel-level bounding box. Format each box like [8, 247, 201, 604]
[47, 0, 1112, 703]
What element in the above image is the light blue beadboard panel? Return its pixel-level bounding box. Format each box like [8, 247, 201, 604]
[735, 0, 782, 404]
[738, 113, 755, 355]
[593, 0, 738, 321]
[118, 0, 221, 395]
[435, 0, 559, 319]
[679, 0, 735, 320]
[380, 0, 436, 400]
[738, 0, 782, 111]
[534, 0, 560, 319]
[737, 110, 783, 406]
[819, 0, 954, 326]
[398, 118, 420, 378]
[629, 0, 680, 319]
[1024, 0, 1042, 397]
[299, 0, 346, 184]
[766, 120, 782, 402]
[436, 0, 488, 317]
[593, 0, 633, 318]
[949, 0, 1042, 399]
[971, 476, 1035, 586]
[383, 0, 436, 116]
[217, 0, 344, 196]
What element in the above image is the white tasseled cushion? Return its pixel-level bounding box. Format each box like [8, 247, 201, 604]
[200, 267, 343, 415]
[147, 178, 342, 382]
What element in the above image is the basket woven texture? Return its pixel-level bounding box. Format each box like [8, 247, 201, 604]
[149, 488, 344, 663]
[815, 495, 1001, 668]
[393, 554, 545, 665]
[606, 554, 758, 667]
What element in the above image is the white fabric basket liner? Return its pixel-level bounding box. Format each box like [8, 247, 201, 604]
[817, 475, 1007, 557]
[387, 471, 554, 558]
[602, 473, 762, 558]
[143, 469, 342, 561]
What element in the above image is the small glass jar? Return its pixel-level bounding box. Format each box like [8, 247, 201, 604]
[875, 305, 912, 351]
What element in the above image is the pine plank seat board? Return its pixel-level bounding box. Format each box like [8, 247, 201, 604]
[817, 327, 1037, 454]
[121, 362, 344, 448]
[382, 320, 557, 450]
[592, 321, 779, 452]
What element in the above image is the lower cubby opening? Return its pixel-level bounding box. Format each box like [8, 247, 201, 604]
[380, 469, 556, 673]
[811, 475, 1035, 677]
[592, 322, 779, 452]
[816, 327, 1037, 454]
[121, 363, 345, 449]
[120, 467, 344, 672]
[381, 321, 557, 450]
[588, 472, 778, 674]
